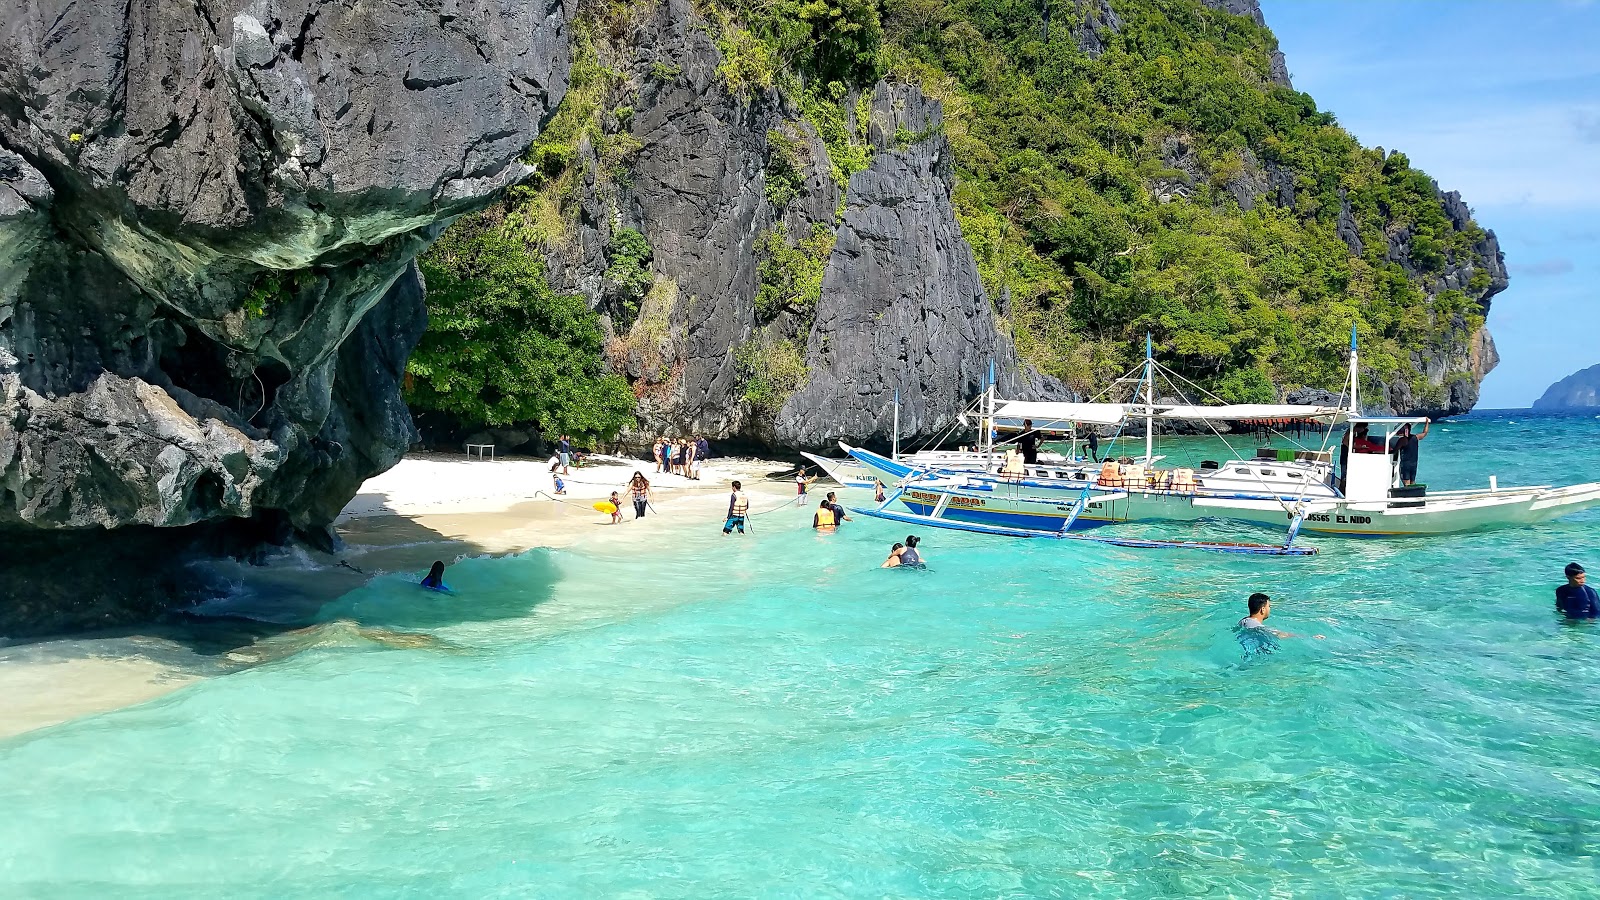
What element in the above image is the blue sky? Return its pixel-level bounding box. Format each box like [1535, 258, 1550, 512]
[1262, 0, 1600, 407]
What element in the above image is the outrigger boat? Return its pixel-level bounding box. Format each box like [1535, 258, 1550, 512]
[836, 332, 1600, 550]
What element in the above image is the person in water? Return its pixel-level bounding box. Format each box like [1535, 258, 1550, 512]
[899, 534, 924, 567]
[1556, 562, 1600, 618]
[1394, 420, 1430, 486]
[628, 471, 652, 519]
[874, 478, 887, 503]
[609, 490, 623, 525]
[1018, 418, 1040, 465]
[821, 491, 851, 526]
[421, 560, 450, 592]
[1237, 593, 1323, 639]
[881, 542, 905, 568]
[724, 480, 750, 534]
[812, 499, 840, 532]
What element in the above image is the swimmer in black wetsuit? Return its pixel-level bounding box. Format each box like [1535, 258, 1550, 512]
[1556, 562, 1600, 618]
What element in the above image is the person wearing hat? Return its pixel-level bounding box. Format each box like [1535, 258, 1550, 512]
[1555, 563, 1600, 618]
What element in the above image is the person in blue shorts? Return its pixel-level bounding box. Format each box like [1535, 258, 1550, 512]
[1556, 562, 1600, 618]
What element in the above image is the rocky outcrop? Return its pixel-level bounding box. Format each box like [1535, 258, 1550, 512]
[551, 0, 1038, 450]
[1533, 363, 1600, 410]
[0, 0, 572, 632]
[773, 84, 1035, 450]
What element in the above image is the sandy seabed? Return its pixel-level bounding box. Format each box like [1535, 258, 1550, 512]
[0, 452, 809, 739]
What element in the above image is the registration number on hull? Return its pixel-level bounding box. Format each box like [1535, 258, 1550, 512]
[907, 490, 985, 508]
[1290, 512, 1372, 525]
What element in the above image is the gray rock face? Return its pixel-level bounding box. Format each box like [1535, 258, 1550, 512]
[773, 83, 1032, 451]
[0, 0, 572, 632]
[1533, 363, 1600, 410]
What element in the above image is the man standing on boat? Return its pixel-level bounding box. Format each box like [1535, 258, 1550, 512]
[1556, 563, 1600, 618]
[1394, 421, 1430, 486]
[1018, 419, 1041, 465]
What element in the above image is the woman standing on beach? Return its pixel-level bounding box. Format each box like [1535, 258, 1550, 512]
[652, 438, 664, 473]
[628, 472, 652, 519]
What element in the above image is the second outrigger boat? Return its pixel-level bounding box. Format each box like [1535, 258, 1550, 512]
[832, 332, 1600, 549]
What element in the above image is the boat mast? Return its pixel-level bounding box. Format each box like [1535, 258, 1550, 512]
[1143, 333, 1155, 464]
[891, 387, 900, 461]
[1347, 324, 1359, 416]
[984, 359, 996, 461]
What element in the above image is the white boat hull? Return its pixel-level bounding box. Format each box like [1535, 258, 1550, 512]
[891, 479, 1600, 536]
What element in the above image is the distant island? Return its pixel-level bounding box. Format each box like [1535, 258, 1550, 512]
[1533, 364, 1600, 409]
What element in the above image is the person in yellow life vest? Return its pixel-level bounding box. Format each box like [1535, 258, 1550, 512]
[812, 499, 839, 532]
[723, 480, 749, 534]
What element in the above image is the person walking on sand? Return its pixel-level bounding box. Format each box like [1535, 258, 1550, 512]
[1394, 420, 1430, 486]
[609, 491, 624, 525]
[724, 480, 750, 534]
[1556, 562, 1600, 618]
[557, 435, 573, 475]
[628, 472, 652, 519]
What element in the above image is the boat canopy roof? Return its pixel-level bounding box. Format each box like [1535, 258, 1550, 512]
[991, 400, 1127, 429]
[1152, 403, 1350, 424]
[990, 399, 1348, 429]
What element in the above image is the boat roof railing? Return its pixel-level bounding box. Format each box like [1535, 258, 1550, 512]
[1349, 416, 1431, 426]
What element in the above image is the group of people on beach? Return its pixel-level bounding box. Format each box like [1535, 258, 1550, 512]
[653, 436, 708, 480]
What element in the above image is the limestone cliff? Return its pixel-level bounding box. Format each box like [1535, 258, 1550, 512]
[0, 0, 571, 631]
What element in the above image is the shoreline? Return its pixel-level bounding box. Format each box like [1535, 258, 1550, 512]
[0, 452, 810, 740]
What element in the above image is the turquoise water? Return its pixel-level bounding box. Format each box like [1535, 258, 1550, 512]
[3, 413, 1600, 897]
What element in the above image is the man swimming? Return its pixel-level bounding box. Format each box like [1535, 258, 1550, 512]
[1237, 592, 1323, 645]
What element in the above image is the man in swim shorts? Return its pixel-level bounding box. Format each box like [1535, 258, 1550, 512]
[1556, 562, 1600, 618]
[724, 481, 749, 534]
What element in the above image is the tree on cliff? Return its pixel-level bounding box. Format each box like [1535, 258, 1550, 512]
[406, 211, 636, 439]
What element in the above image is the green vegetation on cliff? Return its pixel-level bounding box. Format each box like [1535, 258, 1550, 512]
[406, 211, 635, 438]
[882, 0, 1495, 399]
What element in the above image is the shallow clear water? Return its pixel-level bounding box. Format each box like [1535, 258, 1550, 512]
[3, 413, 1600, 897]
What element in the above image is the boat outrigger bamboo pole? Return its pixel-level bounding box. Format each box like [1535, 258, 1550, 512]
[891, 387, 900, 461]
